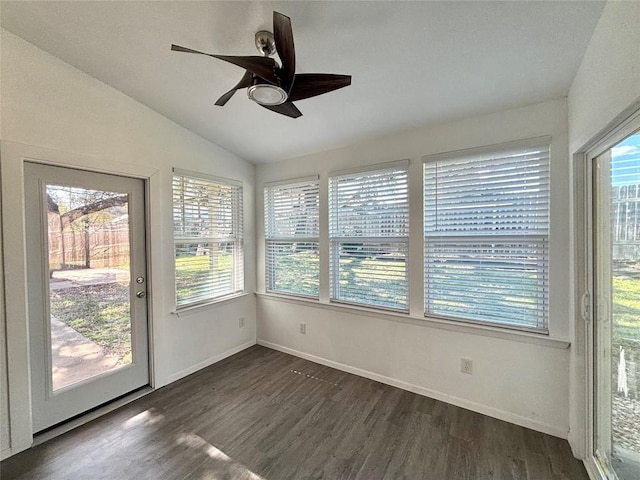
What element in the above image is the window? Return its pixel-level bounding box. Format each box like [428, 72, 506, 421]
[172, 170, 243, 308]
[423, 138, 550, 331]
[329, 162, 409, 311]
[264, 177, 320, 297]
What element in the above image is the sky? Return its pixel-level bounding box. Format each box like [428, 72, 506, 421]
[612, 132, 640, 186]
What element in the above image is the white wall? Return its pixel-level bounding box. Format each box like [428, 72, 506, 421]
[567, 0, 640, 462]
[0, 30, 256, 457]
[256, 98, 573, 438]
[0, 196, 10, 456]
[568, 1, 640, 153]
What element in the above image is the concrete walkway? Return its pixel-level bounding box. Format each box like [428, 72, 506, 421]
[48, 268, 129, 389]
[50, 316, 120, 390]
[50, 267, 129, 291]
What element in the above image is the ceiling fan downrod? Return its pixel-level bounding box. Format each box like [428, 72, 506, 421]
[254, 30, 276, 57]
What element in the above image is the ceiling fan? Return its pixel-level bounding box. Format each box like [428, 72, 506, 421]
[171, 11, 351, 118]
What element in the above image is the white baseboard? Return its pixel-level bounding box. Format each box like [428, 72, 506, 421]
[1, 448, 12, 461]
[568, 430, 587, 461]
[163, 340, 256, 385]
[258, 339, 568, 439]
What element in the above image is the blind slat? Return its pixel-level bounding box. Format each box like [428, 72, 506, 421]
[265, 180, 320, 296]
[329, 166, 409, 310]
[424, 141, 550, 331]
[173, 173, 244, 308]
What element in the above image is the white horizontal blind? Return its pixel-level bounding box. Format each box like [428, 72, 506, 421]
[264, 178, 319, 297]
[329, 165, 409, 311]
[173, 173, 243, 308]
[424, 140, 550, 331]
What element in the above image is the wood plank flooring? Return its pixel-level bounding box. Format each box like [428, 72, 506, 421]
[0, 345, 588, 479]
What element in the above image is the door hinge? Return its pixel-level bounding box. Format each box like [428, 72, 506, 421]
[582, 291, 592, 322]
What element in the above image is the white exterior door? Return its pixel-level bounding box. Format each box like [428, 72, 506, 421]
[24, 162, 149, 432]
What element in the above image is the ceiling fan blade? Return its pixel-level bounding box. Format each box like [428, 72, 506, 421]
[211, 54, 278, 84]
[273, 11, 295, 92]
[171, 44, 278, 84]
[215, 71, 254, 106]
[288, 74, 352, 102]
[171, 44, 207, 55]
[261, 102, 302, 118]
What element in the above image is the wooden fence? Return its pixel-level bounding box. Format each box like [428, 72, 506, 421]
[48, 213, 129, 270]
[613, 183, 640, 260]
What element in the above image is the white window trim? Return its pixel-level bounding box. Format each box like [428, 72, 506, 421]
[171, 292, 251, 317]
[255, 292, 569, 349]
[264, 174, 319, 188]
[423, 137, 551, 333]
[264, 176, 320, 298]
[328, 158, 409, 178]
[422, 136, 551, 164]
[328, 162, 410, 312]
[172, 170, 244, 311]
[173, 167, 243, 187]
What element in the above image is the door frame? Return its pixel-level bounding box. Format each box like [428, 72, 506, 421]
[0, 141, 159, 458]
[24, 162, 150, 432]
[573, 103, 640, 480]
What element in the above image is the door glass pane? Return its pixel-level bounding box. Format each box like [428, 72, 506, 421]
[594, 131, 640, 480]
[46, 185, 132, 391]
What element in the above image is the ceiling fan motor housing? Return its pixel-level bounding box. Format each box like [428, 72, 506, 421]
[247, 75, 288, 106]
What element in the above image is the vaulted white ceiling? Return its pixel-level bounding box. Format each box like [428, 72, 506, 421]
[1, 1, 605, 163]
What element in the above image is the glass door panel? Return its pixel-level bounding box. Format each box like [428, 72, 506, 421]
[594, 131, 640, 480]
[46, 185, 133, 391]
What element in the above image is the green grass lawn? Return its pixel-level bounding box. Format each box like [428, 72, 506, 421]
[268, 249, 319, 297]
[268, 253, 640, 329]
[48, 258, 639, 369]
[49, 283, 132, 364]
[338, 256, 407, 309]
[611, 275, 640, 434]
[175, 252, 234, 304]
[613, 276, 640, 344]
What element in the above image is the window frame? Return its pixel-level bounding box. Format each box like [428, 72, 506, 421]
[264, 176, 320, 298]
[422, 137, 551, 333]
[172, 168, 244, 310]
[328, 160, 410, 312]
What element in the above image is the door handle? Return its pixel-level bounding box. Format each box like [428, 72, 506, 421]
[136, 291, 146, 298]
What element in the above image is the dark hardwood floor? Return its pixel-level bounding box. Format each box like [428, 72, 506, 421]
[1, 345, 588, 479]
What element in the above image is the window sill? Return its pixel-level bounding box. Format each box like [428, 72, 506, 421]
[172, 292, 252, 317]
[255, 292, 570, 350]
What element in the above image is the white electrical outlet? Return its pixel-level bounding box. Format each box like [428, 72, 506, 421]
[299, 322, 306, 334]
[239, 317, 245, 328]
[461, 357, 473, 375]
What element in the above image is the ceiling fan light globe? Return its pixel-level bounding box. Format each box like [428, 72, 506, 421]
[247, 84, 287, 106]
